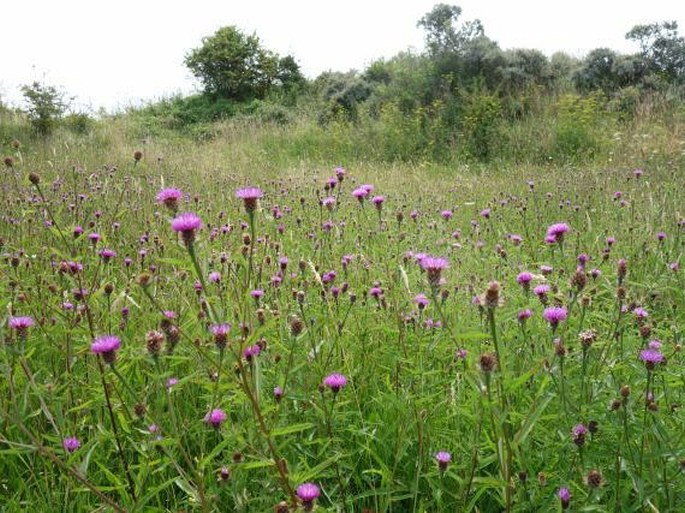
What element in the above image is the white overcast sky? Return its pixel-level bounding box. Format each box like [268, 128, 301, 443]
[1, 0, 683, 112]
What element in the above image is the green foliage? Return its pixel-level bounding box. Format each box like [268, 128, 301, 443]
[20, 81, 69, 135]
[184, 26, 304, 102]
[626, 21, 685, 84]
[552, 92, 607, 162]
[417, 3, 484, 56]
[458, 90, 502, 160]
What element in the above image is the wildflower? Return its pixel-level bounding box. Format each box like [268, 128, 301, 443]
[156, 188, 183, 211]
[205, 408, 227, 428]
[543, 306, 567, 329]
[509, 233, 523, 245]
[211, 324, 231, 349]
[91, 335, 121, 364]
[571, 423, 587, 447]
[171, 212, 202, 246]
[235, 187, 263, 214]
[62, 437, 81, 453]
[371, 195, 385, 210]
[274, 386, 284, 402]
[546, 223, 570, 243]
[8, 316, 34, 337]
[352, 187, 369, 202]
[517, 309, 532, 323]
[516, 272, 533, 290]
[480, 208, 491, 219]
[558, 487, 570, 509]
[420, 256, 449, 286]
[208, 271, 221, 283]
[640, 348, 664, 370]
[369, 286, 383, 299]
[243, 344, 261, 362]
[481, 281, 502, 309]
[297, 482, 320, 512]
[435, 451, 451, 472]
[479, 353, 496, 373]
[323, 373, 347, 394]
[335, 167, 345, 181]
[99, 248, 117, 263]
[441, 210, 453, 220]
[322, 196, 335, 210]
[540, 265, 553, 275]
[586, 469, 603, 489]
[657, 232, 666, 241]
[414, 293, 429, 310]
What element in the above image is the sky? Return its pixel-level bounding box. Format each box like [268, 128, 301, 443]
[1, 0, 683, 113]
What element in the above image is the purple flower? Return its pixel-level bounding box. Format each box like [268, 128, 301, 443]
[335, 167, 346, 181]
[414, 293, 429, 310]
[323, 373, 348, 393]
[208, 271, 221, 283]
[352, 187, 369, 201]
[546, 223, 570, 243]
[99, 248, 117, 263]
[62, 437, 81, 453]
[558, 487, 570, 509]
[205, 408, 227, 428]
[440, 210, 453, 220]
[235, 187, 263, 213]
[171, 212, 202, 245]
[420, 256, 449, 286]
[250, 289, 264, 299]
[8, 316, 34, 333]
[571, 423, 587, 446]
[273, 386, 284, 402]
[509, 233, 523, 245]
[156, 187, 183, 211]
[322, 196, 336, 210]
[297, 482, 320, 510]
[211, 324, 231, 348]
[480, 208, 491, 219]
[640, 348, 664, 370]
[533, 284, 550, 300]
[243, 344, 261, 362]
[540, 265, 553, 276]
[543, 306, 567, 329]
[435, 451, 451, 471]
[633, 307, 648, 319]
[369, 286, 383, 299]
[91, 335, 121, 364]
[517, 309, 533, 322]
[371, 195, 385, 209]
[516, 272, 533, 289]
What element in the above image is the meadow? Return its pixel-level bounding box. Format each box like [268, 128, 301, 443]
[0, 119, 683, 513]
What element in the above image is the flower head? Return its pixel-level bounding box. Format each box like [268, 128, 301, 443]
[546, 223, 570, 243]
[420, 256, 449, 286]
[297, 482, 320, 510]
[156, 188, 183, 211]
[63, 437, 81, 453]
[8, 316, 34, 334]
[543, 306, 567, 329]
[640, 348, 664, 370]
[171, 212, 202, 245]
[235, 187, 263, 213]
[205, 408, 227, 428]
[571, 423, 587, 446]
[435, 451, 452, 471]
[558, 487, 570, 509]
[91, 335, 121, 364]
[323, 373, 348, 394]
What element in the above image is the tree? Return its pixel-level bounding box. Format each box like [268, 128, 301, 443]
[20, 81, 69, 135]
[417, 3, 484, 56]
[626, 21, 685, 83]
[184, 26, 304, 101]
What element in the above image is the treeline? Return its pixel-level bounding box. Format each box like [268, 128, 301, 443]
[2, 3, 684, 165]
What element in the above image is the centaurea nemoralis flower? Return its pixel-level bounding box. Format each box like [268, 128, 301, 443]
[571, 423, 587, 446]
[546, 223, 570, 244]
[543, 306, 567, 330]
[297, 482, 320, 511]
[558, 487, 570, 509]
[639, 348, 664, 370]
[205, 408, 227, 428]
[171, 212, 202, 246]
[156, 187, 183, 211]
[235, 187, 263, 214]
[323, 373, 347, 394]
[420, 256, 449, 287]
[8, 316, 34, 339]
[435, 451, 452, 472]
[91, 335, 121, 364]
[62, 437, 81, 453]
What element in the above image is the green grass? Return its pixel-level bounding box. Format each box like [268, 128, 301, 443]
[0, 112, 683, 512]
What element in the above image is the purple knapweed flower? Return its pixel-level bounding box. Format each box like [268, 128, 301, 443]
[297, 482, 320, 511]
[414, 293, 429, 310]
[322, 196, 336, 210]
[208, 271, 221, 283]
[205, 408, 227, 428]
[156, 187, 183, 211]
[440, 210, 453, 220]
[518, 309, 533, 323]
[323, 373, 348, 394]
[235, 187, 263, 214]
[171, 212, 202, 245]
[8, 316, 34, 336]
[243, 344, 261, 362]
[657, 232, 667, 242]
[509, 234, 523, 245]
[369, 286, 383, 299]
[371, 195, 385, 210]
[91, 335, 121, 364]
[99, 248, 117, 263]
[516, 272, 533, 290]
[640, 348, 664, 370]
[480, 208, 491, 219]
[435, 451, 452, 471]
[352, 187, 369, 201]
[273, 386, 284, 402]
[543, 306, 567, 329]
[63, 437, 81, 453]
[558, 487, 570, 509]
[546, 223, 570, 243]
[420, 256, 449, 286]
[211, 324, 231, 348]
[571, 423, 587, 447]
